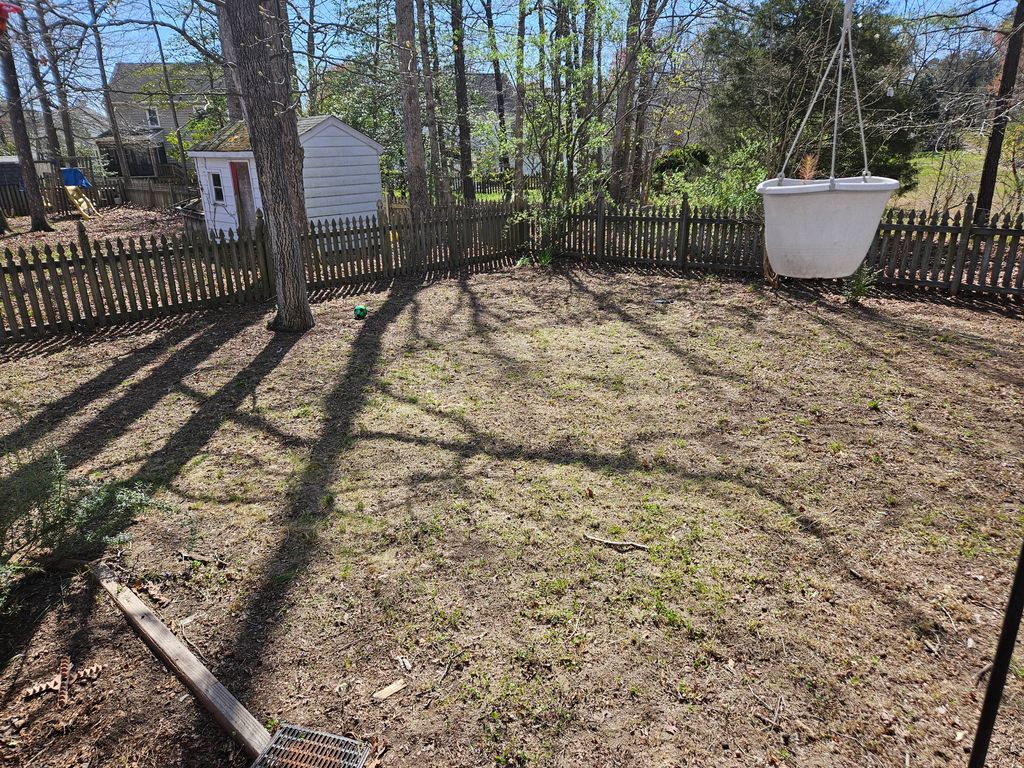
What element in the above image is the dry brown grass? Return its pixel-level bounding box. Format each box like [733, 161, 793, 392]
[1, 268, 1022, 768]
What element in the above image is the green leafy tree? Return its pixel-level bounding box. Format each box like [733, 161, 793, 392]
[703, 0, 920, 190]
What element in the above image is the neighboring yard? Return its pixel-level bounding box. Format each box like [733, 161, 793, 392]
[0, 207, 184, 254]
[0, 268, 1022, 767]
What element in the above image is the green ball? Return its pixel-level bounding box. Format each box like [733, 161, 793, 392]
[354, 305, 367, 320]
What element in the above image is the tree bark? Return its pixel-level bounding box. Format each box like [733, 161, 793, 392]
[216, 1, 245, 121]
[17, 15, 60, 160]
[395, 0, 430, 214]
[976, 0, 1024, 220]
[608, 0, 642, 203]
[223, 0, 314, 332]
[0, 26, 51, 231]
[629, 0, 660, 201]
[88, 0, 129, 179]
[451, 0, 474, 200]
[579, 0, 596, 171]
[512, 0, 526, 201]
[415, 0, 450, 205]
[305, 0, 318, 113]
[482, 0, 510, 182]
[32, 0, 74, 158]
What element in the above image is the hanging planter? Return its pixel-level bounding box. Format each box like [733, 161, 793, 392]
[758, 175, 898, 278]
[757, 0, 898, 279]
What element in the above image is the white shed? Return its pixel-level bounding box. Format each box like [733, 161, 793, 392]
[189, 115, 385, 235]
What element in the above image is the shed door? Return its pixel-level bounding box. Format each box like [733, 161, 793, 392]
[231, 161, 256, 232]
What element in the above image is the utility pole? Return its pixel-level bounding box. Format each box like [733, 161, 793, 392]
[975, 0, 1024, 221]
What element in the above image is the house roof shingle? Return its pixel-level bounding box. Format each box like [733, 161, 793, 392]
[189, 116, 334, 153]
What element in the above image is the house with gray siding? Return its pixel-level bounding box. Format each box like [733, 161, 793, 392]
[97, 62, 222, 178]
[188, 115, 384, 234]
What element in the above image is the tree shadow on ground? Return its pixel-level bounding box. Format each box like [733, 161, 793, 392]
[0, 309, 282, 682]
[218, 278, 424, 704]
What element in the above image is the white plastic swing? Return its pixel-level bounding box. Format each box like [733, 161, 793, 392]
[756, 0, 898, 279]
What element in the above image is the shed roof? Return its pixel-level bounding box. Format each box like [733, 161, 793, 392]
[189, 115, 383, 154]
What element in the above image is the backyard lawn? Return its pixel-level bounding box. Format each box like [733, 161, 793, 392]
[1, 268, 1022, 767]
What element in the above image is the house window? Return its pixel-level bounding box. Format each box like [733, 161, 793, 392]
[211, 172, 224, 202]
[146, 107, 160, 128]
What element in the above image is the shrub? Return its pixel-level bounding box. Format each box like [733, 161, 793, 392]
[655, 139, 767, 210]
[843, 264, 881, 305]
[1, 451, 154, 611]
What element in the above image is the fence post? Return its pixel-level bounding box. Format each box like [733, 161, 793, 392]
[377, 200, 393, 279]
[76, 220, 91, 259]
[950, 194, 974, 296]
[255, 210, 274, 297]
[447, 205, 461, 269]
[595, 195, 606, 262]
[675, 194, 690, 269]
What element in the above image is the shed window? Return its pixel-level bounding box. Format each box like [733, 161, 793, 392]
[211, 172, 224, 202]
[146, 107, 160, 128]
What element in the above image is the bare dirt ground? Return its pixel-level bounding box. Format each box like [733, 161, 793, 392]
[0, 206, 185, 254]
[0, 268, 1022, 768]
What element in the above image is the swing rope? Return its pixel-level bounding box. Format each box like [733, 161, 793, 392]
[778, 0, 870, 183]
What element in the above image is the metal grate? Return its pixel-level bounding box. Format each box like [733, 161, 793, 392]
[251, 724, 370, 768]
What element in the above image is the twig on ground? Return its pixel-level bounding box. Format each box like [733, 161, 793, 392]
[583, 532, 649, 552]
[974, 662, 994, 687]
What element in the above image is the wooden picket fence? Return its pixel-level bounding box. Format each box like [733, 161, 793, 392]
[557, 196, 1024, 297]
[0, 177, 195, 219]
[0, 202, 523, 342]
[1, 196, 1021, 345]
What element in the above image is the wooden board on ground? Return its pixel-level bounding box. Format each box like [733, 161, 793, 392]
[89, 563, 271, 759]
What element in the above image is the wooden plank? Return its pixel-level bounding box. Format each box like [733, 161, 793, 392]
[67, 243, 96, 328]
[18, 249, 45, 336]
[90, 564, 271, 758]
[42, 246, 72, 332]
[179, 235, 200, 308]
[104, 240, 129, 319]
[53, 244, 82, 328]
[0, 252, 23, 341]
[29, 247, 58, 333]
[115, 238, 141, 321]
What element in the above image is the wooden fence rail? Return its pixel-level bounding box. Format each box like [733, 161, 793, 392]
[0, 197, 1020, 345]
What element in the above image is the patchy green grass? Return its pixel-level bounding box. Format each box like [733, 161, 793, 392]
[1, 268, 1022, 767]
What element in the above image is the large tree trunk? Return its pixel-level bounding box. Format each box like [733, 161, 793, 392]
[395, 0, 430, 214]
[579, 0, 596, 174]
[608, 0, 642, 203]
[451, 0, 474, 201]
[305, 0, 318, 114]
[415, 0, 450, 205]
[17, 16, 60, 160]
[88, 0, 129, 178]
[216, 1, 245, 120]
[32, 0, 74, 158]
[223, 0, 314, 332]
[482, 0, 510, 182]
[0, 27, 51, 231]
[512, 0, 526, 201]
[629, 0, 660, 201]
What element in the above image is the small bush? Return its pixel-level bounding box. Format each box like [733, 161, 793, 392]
[1, 451, 154, 611]
[843, 264, 881, 305]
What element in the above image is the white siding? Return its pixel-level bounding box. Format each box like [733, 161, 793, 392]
[192, 117, 382, 231]
[299, 122, 382, 222]
[195, 156, 241, 234]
